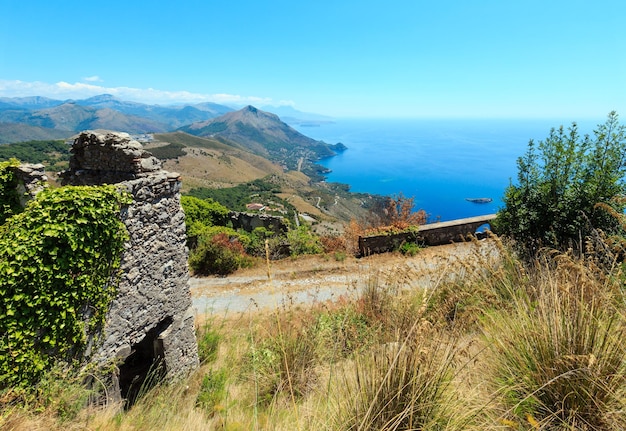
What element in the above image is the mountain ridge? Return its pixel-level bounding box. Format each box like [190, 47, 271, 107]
[0, 95, 332, 143]
[179, 105, 342, 178]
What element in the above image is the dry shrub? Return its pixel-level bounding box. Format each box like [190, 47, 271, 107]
[479, 251, 626, 430]
[425, 235, 526, 332]
[319, 234, 347, 254]
[246, 310, 319, 406]
[343, 219, 365, 256]
[372, 193, 427, 231]
[330, 324, 465, 431]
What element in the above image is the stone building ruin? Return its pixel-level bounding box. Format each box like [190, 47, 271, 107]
[57, 130, 199, 404]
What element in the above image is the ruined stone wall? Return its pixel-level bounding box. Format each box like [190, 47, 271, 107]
[8, 162, 47, 207]
[61, 131, 199, 402]
[229, 211, 288, 234]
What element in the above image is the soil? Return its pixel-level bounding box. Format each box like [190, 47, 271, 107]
[190, 239, 498, 316]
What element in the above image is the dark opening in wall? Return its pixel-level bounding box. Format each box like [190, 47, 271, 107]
[118, 316, 173, 408]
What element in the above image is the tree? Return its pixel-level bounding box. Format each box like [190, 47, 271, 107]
[494, 111, 626, 256]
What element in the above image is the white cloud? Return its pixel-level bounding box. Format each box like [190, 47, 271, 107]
[82, 75, 102, 82]
[0, 79, 287, 107]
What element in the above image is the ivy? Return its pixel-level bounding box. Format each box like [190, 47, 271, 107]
[0, 185, 132, 389]
[0, 158, 22, 224]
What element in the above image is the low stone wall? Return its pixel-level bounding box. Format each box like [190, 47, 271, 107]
[8, 163, 47, 207]
[358, 214, 497, 256]
[229, 211, 288, 234]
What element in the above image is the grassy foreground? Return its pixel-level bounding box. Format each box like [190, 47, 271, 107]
[2, 236, 625, 430]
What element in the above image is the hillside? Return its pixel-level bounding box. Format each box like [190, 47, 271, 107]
[149, 132, 284, 189]
[178, 106, 345, 178]
[148, 131, 378, 227]
[0, 123, 72, 144]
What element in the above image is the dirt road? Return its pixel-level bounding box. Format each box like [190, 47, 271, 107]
[190, 239, 498, 315]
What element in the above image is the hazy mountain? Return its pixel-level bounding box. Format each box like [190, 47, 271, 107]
[0, 123, 73, 144]
[178, 105, 343, 177]
[0, 95, 236, 140]
[259, 105, 334, 125]
[0, 96, 64, 110]
[74, 94, 234, 128]
[0, 102, 168, 133]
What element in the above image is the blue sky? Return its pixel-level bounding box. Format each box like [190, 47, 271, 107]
[1, 0, 625, 119]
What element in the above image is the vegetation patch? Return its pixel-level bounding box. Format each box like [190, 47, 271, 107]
[495, 112, 626, 257]
[0, 140, 70, 171]
[0, 185, 131, 389]
[148, 141, 186, 160]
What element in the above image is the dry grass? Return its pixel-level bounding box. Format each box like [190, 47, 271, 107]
[2, 236, 626, 430]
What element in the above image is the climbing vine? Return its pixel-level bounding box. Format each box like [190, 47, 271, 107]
[0, 158, 22, 224]
[0, 185, 132, 389]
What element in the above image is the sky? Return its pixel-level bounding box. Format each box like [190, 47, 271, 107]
[1, 0, 625, 119]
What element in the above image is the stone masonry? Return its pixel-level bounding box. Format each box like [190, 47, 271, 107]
[61, 130, 199, 404]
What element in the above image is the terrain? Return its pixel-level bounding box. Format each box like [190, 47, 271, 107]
[0, 96, 377, 225]
[190, 240, 493, 315]
[0, 94, 331, 143]
[179, 105, 345, 178]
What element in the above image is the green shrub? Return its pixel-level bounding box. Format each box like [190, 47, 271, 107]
[399, 241, 420, 256]
[196, 368, 228, 417]
[188, 229, 254, 276]
[0, 185, 131, 389]
[181, 195, 230, 229]
[287, 225, 323, 256]
[197, 321, 221, 364]
[495, 112, 626, 256]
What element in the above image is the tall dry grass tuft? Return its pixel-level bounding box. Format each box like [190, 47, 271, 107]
[329, 323, 467, 431]
[425, 235, 527, 332]
[479, 251, 626, 430]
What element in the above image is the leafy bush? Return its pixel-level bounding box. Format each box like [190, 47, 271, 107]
[399, 241, 420, 256]
[286, 225, 323, 256]
[196, 368, 227, 417]
[0, 185, 131, 389]
[495, 112, 626, 256]
[188, 228, 254, 276]
[246, 226, 289, 259]
[180, 195, 230, 230]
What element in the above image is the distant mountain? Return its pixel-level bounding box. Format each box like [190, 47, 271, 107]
[0, 123, 73, 144]
[0, 95, 236, 141]
[259, 105, 334, 125]
[0, 96, 64, 110]
[74, 94, 234, 129]
[179, 105, 342, 178]
[0, 102, 168, 133]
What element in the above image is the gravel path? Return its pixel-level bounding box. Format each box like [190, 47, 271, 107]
[190, 239, 498, 316]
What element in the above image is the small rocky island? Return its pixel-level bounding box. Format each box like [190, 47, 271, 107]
[465, 197, 493, 204]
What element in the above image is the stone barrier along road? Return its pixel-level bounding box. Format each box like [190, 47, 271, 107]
[358, 214, 497, 256]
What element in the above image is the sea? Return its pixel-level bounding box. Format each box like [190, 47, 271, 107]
[294, 118, 599, 222]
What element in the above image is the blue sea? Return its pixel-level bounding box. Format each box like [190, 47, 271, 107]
[294, 118, 598, 222]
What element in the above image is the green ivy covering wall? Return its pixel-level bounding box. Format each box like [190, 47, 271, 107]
[0, 185, 132, 389]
